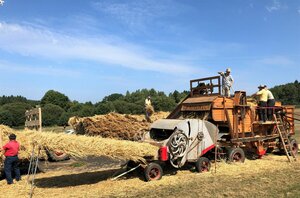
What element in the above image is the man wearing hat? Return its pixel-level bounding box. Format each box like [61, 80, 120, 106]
[1, 133, 21, 184]
[255, 85, 268, 122]
[264, 85, 275, 121]
[218, 68, 234, 97]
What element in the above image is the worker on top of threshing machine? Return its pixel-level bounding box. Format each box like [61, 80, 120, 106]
[254, 85, 268, 123]
[145, 96, 154, 122]
[264, 85, 276, 121]
[218, 68, 234, 97]
[0, 133, 21, 185]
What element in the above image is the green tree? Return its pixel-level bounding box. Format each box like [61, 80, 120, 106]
[0, 102, 33, 126]
[42, 104, 65, 126]
[41, 90, 71, 110]
[102, 93, 124, 102]
[0, 110, 14, 126]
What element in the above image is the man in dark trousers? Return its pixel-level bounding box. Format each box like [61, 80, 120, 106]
[1, 133, 21, 184]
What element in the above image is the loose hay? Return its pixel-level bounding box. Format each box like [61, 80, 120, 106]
[0, 125, 48, 167]
[0, 125, 158, 164]
[68, 112, 169, 141]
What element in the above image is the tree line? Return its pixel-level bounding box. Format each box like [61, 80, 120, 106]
[0, 80, 299, 127]
[0, 89, 188, 127]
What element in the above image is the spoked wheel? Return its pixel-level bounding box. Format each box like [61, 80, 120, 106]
[195, 157, 211, 173]
[227, 147, 245, 163]
[290, 139, 299, 156]
[144, 163, 163, 182]
[167, 129, 189, 168]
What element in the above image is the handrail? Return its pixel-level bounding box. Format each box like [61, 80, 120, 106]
[190, 75, 221, 96]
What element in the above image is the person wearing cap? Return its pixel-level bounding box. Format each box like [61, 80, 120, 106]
[218, 68, 234, 97]
[264, 85, 275, 121]
[255, 85, 268, 122]
[1, 133, 21, 184]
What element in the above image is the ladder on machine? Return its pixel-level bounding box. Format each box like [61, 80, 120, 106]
[274, 113, 297, 162]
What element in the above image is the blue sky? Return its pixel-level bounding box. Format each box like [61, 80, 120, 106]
[0, 0, 299, 103]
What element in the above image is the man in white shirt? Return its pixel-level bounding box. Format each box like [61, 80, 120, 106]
[218, 68, 234, 97]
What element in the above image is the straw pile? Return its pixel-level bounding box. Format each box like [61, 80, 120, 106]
[0, 125, 48, 167]
[0, 125, 158, 165]
[68, 112, 169, 141]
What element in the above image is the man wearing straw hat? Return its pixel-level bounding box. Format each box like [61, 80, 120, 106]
[218, 68, 234, 97]
[1, 133, 21, 184]
[255, 85, 268, 123]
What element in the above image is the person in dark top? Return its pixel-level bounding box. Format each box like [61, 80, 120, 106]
[1, 133, 21, 184]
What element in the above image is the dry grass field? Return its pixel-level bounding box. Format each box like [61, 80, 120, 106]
[0, 155, 300, 198]
[0, 109, 300, 198]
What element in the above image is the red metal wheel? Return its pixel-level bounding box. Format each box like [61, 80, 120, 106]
[196, 157, 211, 173]
[144, 163, 163, 181]
[290, 139, 298, 156]
[227, 147, 245, 163]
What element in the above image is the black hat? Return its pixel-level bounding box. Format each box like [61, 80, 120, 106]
[9, 133, 16, 140]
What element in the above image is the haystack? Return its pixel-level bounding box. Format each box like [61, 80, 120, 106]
[0, 125, 158, 165]
[68, 112, 169, 141]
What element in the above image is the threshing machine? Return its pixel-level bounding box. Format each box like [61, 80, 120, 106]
[137, 75, 299, 181]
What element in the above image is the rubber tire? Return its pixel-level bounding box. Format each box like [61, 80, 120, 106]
[47, 150, 69, 162]
[195, 157, 211, 173]
[227, 147, 245, 163]
[144, 162, 163, 182]
[290, 139, 299, 156]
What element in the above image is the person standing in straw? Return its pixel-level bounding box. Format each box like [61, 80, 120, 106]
[1, 133, 21, 184]
[145, 96, 154, 122]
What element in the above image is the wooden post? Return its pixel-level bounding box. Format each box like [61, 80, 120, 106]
[38, 107, 42, 132]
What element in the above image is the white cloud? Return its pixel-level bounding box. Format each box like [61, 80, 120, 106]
[0, 22, 199, 75]
[0, 61, 80, 77]
[266, 0, 284, 12]
[91, 0, 183, 30]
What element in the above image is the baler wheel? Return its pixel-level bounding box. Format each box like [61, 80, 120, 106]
[195, 157, 211, 173]
[290, 139, 299, 156]
[144, 162, 163, 182]
[227, 147, 245, 163]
